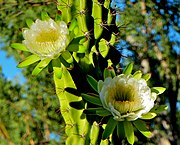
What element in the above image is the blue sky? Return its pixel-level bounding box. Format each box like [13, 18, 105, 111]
[0, 48, 26, 84]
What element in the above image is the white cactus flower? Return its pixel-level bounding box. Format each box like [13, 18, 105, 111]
[22, 19, 69, 59]
[98, 74, 156, 121]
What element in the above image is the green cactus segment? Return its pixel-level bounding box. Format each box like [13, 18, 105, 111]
[109, 34, 116, 44]
[99, 39, 110, 58]
[107, 9, 113, 25]
[54, 66, 90, 145]
[74, 0, 88, 35]
[52, 59, 62, 79]
[92, 0, 103, 39]
[57, 0, 73, 23]
[89, 45, 97, 66]
[90, 122, 100, 145]
[100, 139, 109, 145]
[99, 34, 116, 60]
[104, 0, 111, 9]
[104, 0, 113, 25]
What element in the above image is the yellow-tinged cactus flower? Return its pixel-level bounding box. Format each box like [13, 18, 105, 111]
[22, 19, 69, 59]
[98, 74, 156, 121]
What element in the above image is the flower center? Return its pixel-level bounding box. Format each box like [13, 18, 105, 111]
[114, 85, 135, 102]
[110, 84, 140, 114]
[36, 29, 59, 43]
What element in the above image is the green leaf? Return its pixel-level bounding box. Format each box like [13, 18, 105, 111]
[150, 105, 168, 114]
[17, 55, 40, 68]
[117, 122, 125, 139]
[32, 58, 51, 76]
[83, 108, 104, 115]
[151, 87, 166, 95]
[133, 120, 152, 138]
[11, 43, 29, 52]
[141, 112, 157, 120]
[87, 75, 98, 92]
[61, 51, 73, 64]
[142, 73, 151, 81]
[123, 63, 134, 75]
[26, 18, 34, 28]
[81, 93, 102, 106]
[124, 121, 134, 145]
[96, 109, 111, 116]
[133, 70, 142, 79]
[52, 59, 62, 79]
[41, 11, 50, 20]
[102, 117, 118, 139]
[59, 55, 70, 68]
[103, 68, 112, 79]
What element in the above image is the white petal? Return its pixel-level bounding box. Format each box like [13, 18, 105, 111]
[22, 19, 69, 59]
[98, 74, 155, 121]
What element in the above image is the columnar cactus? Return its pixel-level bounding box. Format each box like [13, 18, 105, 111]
[55, 0, 120, 144]
[12, 0, 167, 145]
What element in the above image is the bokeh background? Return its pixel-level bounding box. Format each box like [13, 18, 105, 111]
[0, 0, 179, 145]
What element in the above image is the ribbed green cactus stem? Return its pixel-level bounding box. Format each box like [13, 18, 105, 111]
[74, 0, 88, 36]
[54, 65, 90, 145]
[90, 121, 100, 145]
[57, 0, 73, 23]
[92, 0, 103, 40]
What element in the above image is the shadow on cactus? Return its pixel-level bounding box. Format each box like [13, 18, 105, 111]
[66, 63, 167, 144]
[11, 11, 86, 78]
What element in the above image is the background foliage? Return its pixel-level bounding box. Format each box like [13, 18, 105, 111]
[0, 0, 179, 145]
